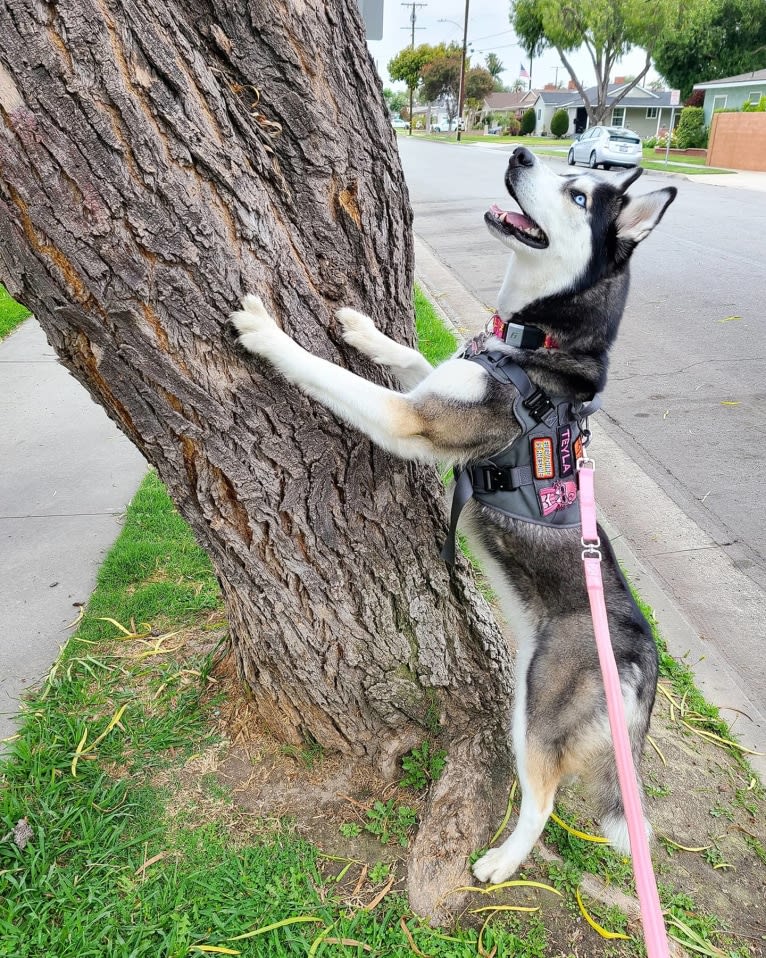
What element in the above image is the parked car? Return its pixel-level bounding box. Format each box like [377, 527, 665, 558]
[488, 125, 503, 135]
[391, 117, 408, 129]
[568, 126, 643, 169]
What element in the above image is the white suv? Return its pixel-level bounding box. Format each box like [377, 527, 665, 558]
[568, 126, 643, 170]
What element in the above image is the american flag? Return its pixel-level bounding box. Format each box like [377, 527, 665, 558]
[519, 64, 530, 78]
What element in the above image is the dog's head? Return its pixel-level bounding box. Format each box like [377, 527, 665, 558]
[486, 146, 676, 304]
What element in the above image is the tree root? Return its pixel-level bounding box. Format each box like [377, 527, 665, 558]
[406, 733, 511, 925]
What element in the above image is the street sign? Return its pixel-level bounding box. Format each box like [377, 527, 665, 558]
[670, 89, 681, 106]
[357, 0, 384, 40]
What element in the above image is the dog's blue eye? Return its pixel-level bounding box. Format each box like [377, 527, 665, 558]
[572, 192, 587, 208]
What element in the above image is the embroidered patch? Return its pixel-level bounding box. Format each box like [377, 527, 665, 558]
[573, 435, 584, 465]
[558, 425, 574, 477]
[531, 437, 555, 480]
[539, 479, 578, 517]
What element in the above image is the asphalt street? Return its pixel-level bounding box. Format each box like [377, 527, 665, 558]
[399, 137, 766, 726]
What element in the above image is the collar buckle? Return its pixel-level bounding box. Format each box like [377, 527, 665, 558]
[490, 313, 550, 350]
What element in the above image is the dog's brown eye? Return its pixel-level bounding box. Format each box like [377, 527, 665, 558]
[571, 191, 587, 208]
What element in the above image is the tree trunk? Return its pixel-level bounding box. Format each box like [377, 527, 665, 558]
[0, 0, 514, 918]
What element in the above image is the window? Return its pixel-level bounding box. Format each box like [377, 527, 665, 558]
[712, 94, 728, 111]
[537, 108, 542, 120]
[611, 107, 626, 127]
[646, 107, 658, 119]
[749, 91, 762, 104]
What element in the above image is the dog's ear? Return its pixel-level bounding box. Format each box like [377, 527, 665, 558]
[616, 186, 677, 247]
[612, 166, 643, 192]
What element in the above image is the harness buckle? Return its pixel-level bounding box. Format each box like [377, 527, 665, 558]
[476, 465, 514, 493]
[523, 388, 555, 422]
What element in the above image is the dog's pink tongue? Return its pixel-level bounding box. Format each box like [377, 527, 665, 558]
[489, 203, 535, 229]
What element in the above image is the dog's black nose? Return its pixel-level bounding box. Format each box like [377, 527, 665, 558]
[509, 146, 534, 169]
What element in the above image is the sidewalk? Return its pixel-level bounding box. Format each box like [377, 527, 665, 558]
[413, 234, 766, 778]
[0, 319, 146, 742]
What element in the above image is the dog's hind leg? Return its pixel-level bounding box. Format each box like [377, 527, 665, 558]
[472, 738, 561, 885]
[586, 712, 653, 854]
[336, 307, 434, 390]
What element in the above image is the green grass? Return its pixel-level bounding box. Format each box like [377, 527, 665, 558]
[0, 284, 30, 340]
[414, 283, 457, 364]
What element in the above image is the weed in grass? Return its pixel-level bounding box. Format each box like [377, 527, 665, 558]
[338, 821, 362, 838]
[367, 861, 391, 883]
[743, 834, 766, 865]
[645, 782, 671, 798]
[709, 802, 735, 822]
[543, 805, 634, 889]
[364, 799, 417, 846]
[399, 741, 446, 790]
[280, 735, 324, 769]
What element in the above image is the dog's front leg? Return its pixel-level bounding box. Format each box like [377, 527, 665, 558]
[230, 296, 439, 461]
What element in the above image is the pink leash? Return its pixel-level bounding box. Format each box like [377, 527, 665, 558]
[578, 456, 669, 958]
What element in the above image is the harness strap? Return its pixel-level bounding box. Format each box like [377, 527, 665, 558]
[468, 351, 559, 429]
[440, 467, 474, 565]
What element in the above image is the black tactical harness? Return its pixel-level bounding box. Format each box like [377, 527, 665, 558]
[440, 346, 601, 564]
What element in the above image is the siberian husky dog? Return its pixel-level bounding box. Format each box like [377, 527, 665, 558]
[230, 146, 676, 885]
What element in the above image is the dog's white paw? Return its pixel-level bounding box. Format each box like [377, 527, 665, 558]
[230, 295, 282, 356]
[337, 307, 384, 357]
[472, 847, 520, 886]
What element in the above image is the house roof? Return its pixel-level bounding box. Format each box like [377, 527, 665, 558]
[534, 90, 576, 106]
[534, 84, 678, 110]
[694, 68, 766, 90]
[483, 91, 537, 111]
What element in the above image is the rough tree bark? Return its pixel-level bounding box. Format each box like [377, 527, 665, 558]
[0, 0, 514, 918]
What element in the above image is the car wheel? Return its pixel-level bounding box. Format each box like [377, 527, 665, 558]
[589, 152, 598, 169]
[567, 148, 575, 166]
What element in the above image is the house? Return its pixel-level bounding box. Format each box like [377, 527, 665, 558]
[481, 90, 537, 126]
[531, 82, 681, 138]
[693, 69, 766, 128]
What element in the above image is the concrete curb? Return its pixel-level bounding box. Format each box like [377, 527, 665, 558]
[413, 235, 766, 779]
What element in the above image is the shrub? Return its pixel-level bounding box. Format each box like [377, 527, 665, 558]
[506, 116, 521, 135]
[644, 136, 657, 148]
[676, 106, 707, 149]
[685, 89, 705, 108]
[656, 131, 679, 149]
[521, 107, 536, 135]
[742, 95, 766, 112]
[550, 108, 569, 137]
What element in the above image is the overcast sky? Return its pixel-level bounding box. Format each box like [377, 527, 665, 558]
[366, 0, 662, 91]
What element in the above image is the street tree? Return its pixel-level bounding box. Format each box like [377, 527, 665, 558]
[0, 0, 514, 921]
[383, 87, 409, 117]
[653, 0, 766, 99]
[465, 67, 496, 128]
[419, 45, 464, 128]
[510, 0, 682, 126]
[387, 43, 436, 133]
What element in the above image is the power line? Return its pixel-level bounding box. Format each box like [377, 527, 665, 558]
[471, 28, 515, 42]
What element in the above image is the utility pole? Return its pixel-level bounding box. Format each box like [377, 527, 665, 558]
[456, 0, 469, 142]
[401, 2, 426, 136]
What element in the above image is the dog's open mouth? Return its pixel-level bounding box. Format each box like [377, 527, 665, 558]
[485, 202, 549, 249]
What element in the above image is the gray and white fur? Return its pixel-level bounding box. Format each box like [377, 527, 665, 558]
[229, 146, 677, 884]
